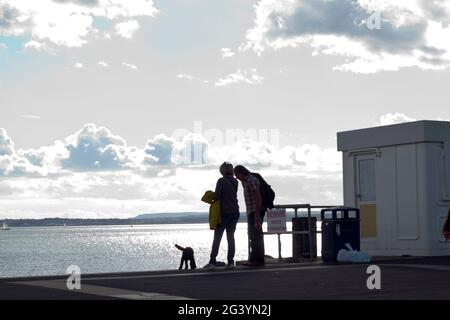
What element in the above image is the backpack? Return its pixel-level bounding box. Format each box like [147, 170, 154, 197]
[252, 173, 275, 210]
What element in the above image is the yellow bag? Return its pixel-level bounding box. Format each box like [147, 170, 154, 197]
[201, 190, 221, 230]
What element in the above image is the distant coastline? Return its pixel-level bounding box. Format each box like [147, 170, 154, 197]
[2, 212, 208, 228]
[2, 211, 321, 228]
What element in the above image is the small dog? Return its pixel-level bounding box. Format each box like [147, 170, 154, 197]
[175, 244, 197, 270]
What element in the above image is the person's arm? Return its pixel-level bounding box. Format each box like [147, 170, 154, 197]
[254, 189, 262, 215]
[251, 179, 263, 230]
[175, 244, 184, 251]
[213, 178, 223, 201]
[254, 190, 262, 229]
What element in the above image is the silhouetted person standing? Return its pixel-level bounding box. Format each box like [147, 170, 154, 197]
[206, 162, 240, 269]
[234, 165, 265, 266]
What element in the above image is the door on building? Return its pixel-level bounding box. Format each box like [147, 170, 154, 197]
[355, 154, 377, 239]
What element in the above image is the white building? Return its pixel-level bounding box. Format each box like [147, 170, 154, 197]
[337, 121, 450, 256]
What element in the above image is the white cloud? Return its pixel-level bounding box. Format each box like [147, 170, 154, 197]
[215, 68, 264, 87]
[0, 123, 342, 175]
[0, 0, 157, 50]
[19, 141, 68, 175]
[33, 9, 93, 47]
[206, 140, 341, 174]
[0, 128, 45, 177]
[207, 140, 274, 167]
[0, 3, 30, 37]
[176, 73, 209, 84]
[20, 115, 41, 119]
[0, 124, 345, 217]
[377, 113, 417, 126]
[0, 128, 15, 156]
[0, 155, 42, 177]
[241, 0, 450, 73]
[60, 123, 139, 171]
[172, 133, 209, 166]
[375, 113, 450, 126]
[0, 43, 6, 49]
[144, 135, 175, 165]
[98, 60, 108, 67]
[1, 124, 139, 176]
[141, 130, 341, 174]
[115, 19, 139, 39]
[24, 40, 53, 52]
[122, 62, 137, 70]
[220, 47, 235, 59]
[74, 62, 84, 68]
[0, 169, 215, 218]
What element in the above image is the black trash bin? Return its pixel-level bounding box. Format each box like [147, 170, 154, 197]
[292, 217, 317, 259]
[321, 207, 360, 262]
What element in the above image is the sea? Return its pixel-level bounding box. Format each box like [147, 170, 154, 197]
[0, 222, 322, 278]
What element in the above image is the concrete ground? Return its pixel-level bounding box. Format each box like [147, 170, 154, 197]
[1, 256, 450, 300]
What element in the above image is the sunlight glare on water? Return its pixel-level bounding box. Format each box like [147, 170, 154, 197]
[0, 222, 322, 278]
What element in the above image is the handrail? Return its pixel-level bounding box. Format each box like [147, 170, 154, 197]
[268, 203, 341, 261]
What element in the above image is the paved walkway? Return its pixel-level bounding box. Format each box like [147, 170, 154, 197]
[1, 257, 450, 300]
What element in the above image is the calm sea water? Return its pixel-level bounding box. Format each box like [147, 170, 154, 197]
[0, 222, 322, 278]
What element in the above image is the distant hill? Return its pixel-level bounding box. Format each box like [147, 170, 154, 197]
[3, 211, 321, 227]
[3, 214, 210, 228]
[134, 212, 206, 219]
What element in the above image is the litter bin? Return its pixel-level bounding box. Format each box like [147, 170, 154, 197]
[292, 217, 317, 259]
[321, 207, 360, 262]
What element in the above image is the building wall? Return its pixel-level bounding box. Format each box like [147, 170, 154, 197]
[424, 142, 450, 253]
[343, 142, 450, 256]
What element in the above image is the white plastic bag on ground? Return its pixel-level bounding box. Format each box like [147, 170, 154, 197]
[337, 243, 372, 263]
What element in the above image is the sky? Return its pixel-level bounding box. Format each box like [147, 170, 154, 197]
[1, 0, 450, 218]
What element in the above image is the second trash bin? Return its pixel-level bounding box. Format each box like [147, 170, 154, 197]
[321, 207, 360, 262]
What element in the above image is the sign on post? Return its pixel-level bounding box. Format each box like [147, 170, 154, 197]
[267, 209, 287, 233]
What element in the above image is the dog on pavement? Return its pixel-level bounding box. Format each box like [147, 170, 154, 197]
[175, 244, 197, 270]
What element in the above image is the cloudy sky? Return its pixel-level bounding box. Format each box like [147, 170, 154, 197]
[1, 0, 450, 218]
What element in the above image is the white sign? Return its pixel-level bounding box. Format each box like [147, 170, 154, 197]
[267, 209, 287, 233]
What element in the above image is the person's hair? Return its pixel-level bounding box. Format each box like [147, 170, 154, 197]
[219, 162, 234, 176]
[233, 165, 251, 177]
[444, 208, 450, 232]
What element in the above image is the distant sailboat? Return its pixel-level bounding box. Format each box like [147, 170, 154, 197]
[2, 221, 10, 231]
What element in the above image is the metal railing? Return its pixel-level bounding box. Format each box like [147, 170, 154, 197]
[264, 204, 339, 262]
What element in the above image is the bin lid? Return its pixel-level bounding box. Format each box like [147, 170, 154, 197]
[320, 206, 359, 212]
[321, 206, 360, 221]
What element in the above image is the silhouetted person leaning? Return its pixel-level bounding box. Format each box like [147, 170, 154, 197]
[234, 165, 265, 267]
